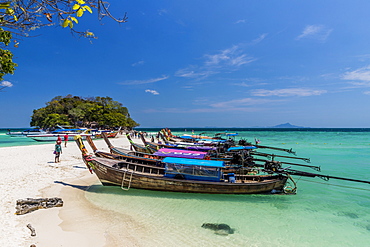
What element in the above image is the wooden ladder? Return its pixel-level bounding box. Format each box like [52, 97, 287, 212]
[121, 170, 133, 191]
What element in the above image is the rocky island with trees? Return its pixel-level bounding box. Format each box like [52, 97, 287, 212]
[30, 95, 139, 129]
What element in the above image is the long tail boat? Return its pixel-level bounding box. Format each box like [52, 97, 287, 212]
[76, 136, 291, 194]
[126, 132, 157, 154]
[100, 132, 321, 174]
[140, 132, 220, 152]
[87, 135, 162, 166]
[80, 133, 370, 193]
[101, 132, 160, 159]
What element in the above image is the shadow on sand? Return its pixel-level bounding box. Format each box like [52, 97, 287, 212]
[54, 181, 91, 191]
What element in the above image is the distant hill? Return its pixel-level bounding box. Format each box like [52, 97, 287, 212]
[271, 123, 307, 128]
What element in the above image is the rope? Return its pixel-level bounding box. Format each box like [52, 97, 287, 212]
[284, 174, 297, 194]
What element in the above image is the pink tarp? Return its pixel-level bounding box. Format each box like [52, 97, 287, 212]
[153, 148, 207, 159]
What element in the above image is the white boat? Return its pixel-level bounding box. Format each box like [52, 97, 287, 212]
[6, 129, 48, 137]
[28, 128, 94, 142]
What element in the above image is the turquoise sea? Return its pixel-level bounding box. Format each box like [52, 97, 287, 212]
[0, 128, 47, 147]
[2, 128, 370, 246]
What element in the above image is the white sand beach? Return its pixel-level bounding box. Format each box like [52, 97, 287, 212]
[0, 134, 135, 247]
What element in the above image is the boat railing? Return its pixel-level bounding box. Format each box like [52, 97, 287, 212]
[113, 161, 164, 175]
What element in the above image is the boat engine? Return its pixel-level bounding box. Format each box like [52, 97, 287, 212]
[264, 161, 282, 173]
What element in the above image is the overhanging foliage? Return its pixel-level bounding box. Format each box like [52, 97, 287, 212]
[0, 0, 127, 81]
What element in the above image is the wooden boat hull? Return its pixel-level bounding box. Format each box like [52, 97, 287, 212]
[94, 131, 119, 139]
[86, 157, 288, 194]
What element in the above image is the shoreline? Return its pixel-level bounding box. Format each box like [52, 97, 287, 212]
[0, 134, 134, 246]
[2, 131, 369, 246]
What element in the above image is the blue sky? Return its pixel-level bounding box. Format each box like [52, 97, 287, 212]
[1, 0, 370, 128]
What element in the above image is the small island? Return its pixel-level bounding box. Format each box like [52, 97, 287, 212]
[271, 123, 307, 128]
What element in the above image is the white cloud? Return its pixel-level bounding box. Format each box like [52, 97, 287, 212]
[297, 25, 322, 38]
[341, 66, 370, 83]
[232, 78, 266, 87]
[277, 76, 308, 82]
[231, 82, 251, 87]
[158, 9, 168, 15]
[205, 53, 230, 66]
[204, 45, 255, 67]
[187, 107, 260, 113]
[235, 19, 246, 24]
[175, 44, 255, 80]
[119, 75, 169, 85]
[251, 88, 327, 97]
[143, 96, 282, 113]
[0, 81, 13, 87]
[364, 91, 370, 95]
[210, 98, 278, 108]
[251, 33, 268, 44]
[230, 54, 255, 66]
[145, 89, 159, 95]
[296, 25, 332, 42]
[132, 60, 145, 66]
[143, 106, 262, 113]
[175, 67, 215, 79]
[353, 54, 370, 62]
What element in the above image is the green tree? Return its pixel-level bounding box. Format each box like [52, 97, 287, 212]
[126, 117, 139, 128]
[30, 107, 48, 127]
[98, 112, 128, 127]
[30, 95, 139, 128]
[0, 27, 17, 81]
[80, 102, 103, 123]
[68, 107, 85, 126]
[43, 113, 71, 128]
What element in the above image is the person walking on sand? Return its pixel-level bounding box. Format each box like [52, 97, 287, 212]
[64, 133, 69, 147]
[54, 140, 62, 163]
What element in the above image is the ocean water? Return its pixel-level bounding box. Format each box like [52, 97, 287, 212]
[0, 128, 44, 147]
[2, 128, 370, 246]
[86, 128, 370, 246]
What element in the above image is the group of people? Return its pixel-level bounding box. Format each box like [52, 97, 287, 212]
[54, 134, 68, 163]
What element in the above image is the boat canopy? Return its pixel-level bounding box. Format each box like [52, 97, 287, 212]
[52, 128, 86, 133]
[90, 129, 111, 133]
[226, 133, 238, 136]
[163, 157, 224, 182]
[180, 135, 195, 139]
[227, 146, 257, 152]
[174, 141, 200, 146]
[181, 134, 217, 140]
[163, 157, 224, 168]
[154, 148, 208, 159]
[184, 146, 217, 151]
[196, 138, 226, 143]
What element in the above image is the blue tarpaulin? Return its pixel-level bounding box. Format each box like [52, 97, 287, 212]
[227, 146, 257, 152]
[226, 133, 238, 136]
[163, 157, 225, 167]
[180, 135, 195, 139]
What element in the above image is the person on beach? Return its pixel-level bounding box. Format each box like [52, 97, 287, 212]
[54, 140, 62, 163]
[64, 133, 69, 147]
